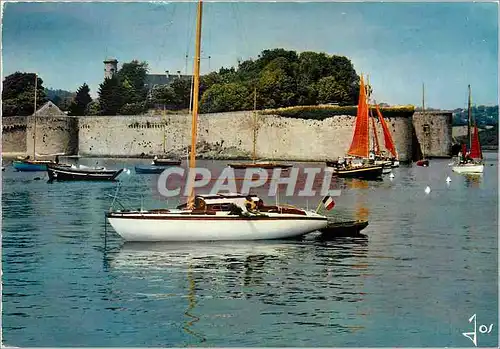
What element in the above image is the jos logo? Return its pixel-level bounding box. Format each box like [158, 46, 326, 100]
[462, 314, 494, 347]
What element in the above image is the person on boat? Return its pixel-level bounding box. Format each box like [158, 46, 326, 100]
[257, 199, 264, 210]
[244, 195, 258, 213]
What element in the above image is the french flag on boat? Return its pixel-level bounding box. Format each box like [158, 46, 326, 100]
[322, 196, 335, 210]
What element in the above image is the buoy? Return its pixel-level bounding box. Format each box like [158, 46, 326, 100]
[446, 176, 451, 183]
[389, 173, 395, 179]
[425, 186, 431, 194]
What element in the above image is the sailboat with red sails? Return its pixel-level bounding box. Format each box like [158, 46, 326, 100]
[326, 75, 384, 179]
[452, 85, 484, 174]
[371, 105, 400, 168]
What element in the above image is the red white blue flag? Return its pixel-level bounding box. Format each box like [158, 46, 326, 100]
[322, 196, 335, 210]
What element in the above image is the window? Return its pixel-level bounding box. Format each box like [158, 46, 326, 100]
[423, 124, 430, 133]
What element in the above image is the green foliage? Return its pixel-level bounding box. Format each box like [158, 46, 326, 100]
[117, 60, 149, 103]
[261, 105, 415, 120]
[200, 83, 251, 113]
[68, 83, 92, 116]
[170, 79, 191, 109]
[257, 61, 296, 108]
[2, 72, 47, 116]
[452, 105, 498, 126]
[196, 48, 360, 113]
[96, 60, 150, 115]
[455, 124, 498, 147]
[316, 76, 350, 105]
[98, 76, 126, 115]
[150, 85, 177, 109]
[45, 88, 76, 111]
[120, 102, 147, 115]
[85, 100, 101, 116]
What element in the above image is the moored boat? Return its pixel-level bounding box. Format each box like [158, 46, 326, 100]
[228, 161, 292, 169]
[105, 0, 329, 242]
[152, 157, 181, 166]
[452, 163, 484, 174]
[416, 159, 429, 167]
[106, 193, 328, 242]
[326, 75, 384, 180]
[47, 164, 124, 181]
[13, 159, 54, 172]
[452, 86, 484, 174]
[135, 165, 171, 174]
[329, 164, 384, 179]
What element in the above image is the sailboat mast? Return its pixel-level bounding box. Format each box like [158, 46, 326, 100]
[422, 83, 425, 113]
[252, 87, 257, 162]
[33, 73, 37, 159]
[422, 82, 425, 158]
[467, 84, 472, 150]
[187, 0, 203, 209]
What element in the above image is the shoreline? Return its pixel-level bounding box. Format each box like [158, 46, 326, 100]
[1, 152, 422, 164]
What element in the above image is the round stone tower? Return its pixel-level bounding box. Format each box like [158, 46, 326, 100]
[103, 58, 118, 79]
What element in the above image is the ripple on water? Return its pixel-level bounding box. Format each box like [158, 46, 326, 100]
[2, 157, 499, 347]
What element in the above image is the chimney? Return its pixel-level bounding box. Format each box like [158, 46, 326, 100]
[177, 70, 181, 78]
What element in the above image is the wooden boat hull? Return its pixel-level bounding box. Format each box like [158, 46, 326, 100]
[228, 162, 292, 169]
[452, 164, 484, 173]
[329, 165, 384, 179]
[152, 159, 182, 166]
[416, 159, 429, 167]
[13, 160, 52, 172]
[47, 164, 124, 181]
[106, 211, 328, 242]
[135, 165, 168, 174]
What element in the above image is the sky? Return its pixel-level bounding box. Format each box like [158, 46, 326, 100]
[2, 1, 498, 109]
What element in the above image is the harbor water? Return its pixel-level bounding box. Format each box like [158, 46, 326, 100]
[2, 153, 498, 347]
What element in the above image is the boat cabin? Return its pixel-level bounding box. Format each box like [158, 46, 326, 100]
[176, 193, 307, 215]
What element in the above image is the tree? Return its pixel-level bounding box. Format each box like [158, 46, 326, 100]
[2, 72, 47, 116]
[257, 60, 297, 108]
[200, 83, 251, 113]
[98, 76, 126, 115]
[85, 100, 101, 116]
[45, 88, 76, 110]
[316, 76, 350, 105]
[117, 60, 149, 103]
[68, 83, 92, 116]
[150, 85, 177, 109]
[170, 78, 192, 109]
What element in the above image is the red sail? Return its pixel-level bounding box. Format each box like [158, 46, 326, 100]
[375, 104, 398, 158]
[469, 124, 482, 159]
[347, 76, 370, 158]
[371, 114, 381, 155]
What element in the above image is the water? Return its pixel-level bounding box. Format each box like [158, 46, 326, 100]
[2, 154, 498, 347]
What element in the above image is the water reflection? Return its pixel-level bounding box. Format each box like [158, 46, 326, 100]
[104, 239, 370, 337]
[464, 173, 482, 188]
[184, 267, 206, 343]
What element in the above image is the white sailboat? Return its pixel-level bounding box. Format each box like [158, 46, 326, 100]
[106, 0, 328, 242]
[452, 85, 484, 174]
